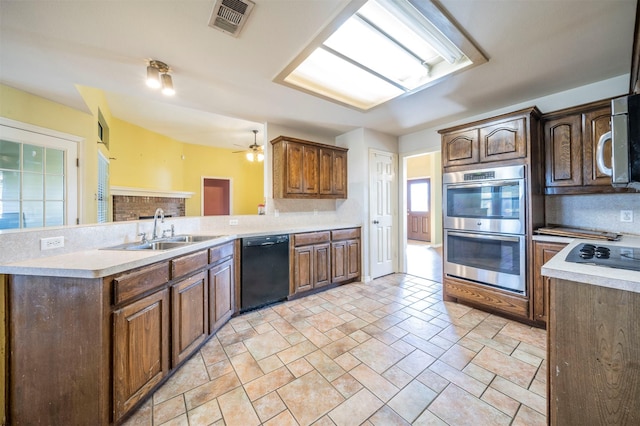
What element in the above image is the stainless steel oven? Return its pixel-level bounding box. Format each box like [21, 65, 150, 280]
[443, 165, 525, 234]
[444, 230, 526, 293]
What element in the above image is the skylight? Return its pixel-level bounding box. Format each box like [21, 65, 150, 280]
[276, 0, 486, 111]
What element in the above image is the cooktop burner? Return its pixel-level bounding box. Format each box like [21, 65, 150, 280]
[565, 243, 640, 272]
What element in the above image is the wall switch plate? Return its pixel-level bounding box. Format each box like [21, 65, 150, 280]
[620, 210, 633, 222]
[41, 236, 64, 250]
[229, 219, 239, 225]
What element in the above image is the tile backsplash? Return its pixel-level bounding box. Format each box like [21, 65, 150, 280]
[545, 193, 640, 235]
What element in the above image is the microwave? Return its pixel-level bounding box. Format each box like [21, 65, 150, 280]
[596, 93, 640, 190]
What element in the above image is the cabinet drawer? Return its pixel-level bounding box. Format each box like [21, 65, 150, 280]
[171, 250, 208, 279]
[294, 231, 330, 246]
[113, 262, 170, 304]
[210, 241, 234, 265]
[331, 228, 360, 241]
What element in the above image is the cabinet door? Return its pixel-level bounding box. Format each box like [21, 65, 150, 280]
[346, 239, 361, 280]
[331, 240, 348, 283]
[544, 114, 582, 187]
[113, 288, 170, 421]
[209, 259, 234, 332]
[442, 129, 478, 167]
[285, 142, 318, 195]
[293, 245, 314, 293]
[172, 271, 208, 366]
[314, 242, 331, 288]
[319, 149, 347, 197]
[532, 242, 566, 325]
[479, 118, 527, 162]
[582, 106, 612, 186]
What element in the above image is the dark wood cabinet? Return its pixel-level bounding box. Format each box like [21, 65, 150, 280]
[209, 258, 234, 332]
[531, 241, 567, 326]
[331, 228, 361, 283]
[292, 231, 331, 294]
[543, 99, 627, 194]
[292, 228, 360, 295]
[441, 113, 530, 169]
[548, 278, 640, 424]
[171, 271, 208, 366]
[272, 136, 348, 199]
[113, 288, 170, 420]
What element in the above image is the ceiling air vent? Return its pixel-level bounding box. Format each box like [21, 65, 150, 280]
[208, 0, 255, 37]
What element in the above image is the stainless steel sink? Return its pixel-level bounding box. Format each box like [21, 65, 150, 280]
[102, 234, 223, 251]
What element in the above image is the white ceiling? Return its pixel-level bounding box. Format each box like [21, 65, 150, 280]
[1, 0, 637, 150]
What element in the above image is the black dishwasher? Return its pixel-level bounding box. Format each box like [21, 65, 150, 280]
[241, 234, 290, 312]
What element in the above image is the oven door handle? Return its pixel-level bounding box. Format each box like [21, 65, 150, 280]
[447, 231, 521, 243]
[445, 181, 519, 190]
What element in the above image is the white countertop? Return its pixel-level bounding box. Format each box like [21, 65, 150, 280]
[542, 234, 640, 293]
[0, 224, 360, 279]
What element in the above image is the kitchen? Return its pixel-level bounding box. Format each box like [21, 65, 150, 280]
[1, 0, 640, 425]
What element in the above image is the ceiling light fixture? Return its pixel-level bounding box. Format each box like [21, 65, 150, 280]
[146, 60, 175, 96]
[245, 130, 264, 162]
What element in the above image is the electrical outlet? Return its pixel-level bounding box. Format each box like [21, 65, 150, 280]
[620, 210, 633, 222]
[229, 219, 239, 225]
[41, 236, 64, 250]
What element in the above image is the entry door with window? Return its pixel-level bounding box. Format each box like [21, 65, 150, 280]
[407, 178, 430, 242]
[0, 120, 79, 230]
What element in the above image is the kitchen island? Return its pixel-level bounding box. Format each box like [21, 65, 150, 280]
[0, 218, 361, 425]
[542, 235, 640, 425]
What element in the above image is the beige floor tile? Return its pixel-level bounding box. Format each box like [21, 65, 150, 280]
[350, 338, 405, 373]
[331, 372, 363, 398]
[395, 349, 435, 377]
[153, 355, 210, 404]
[490, 376, 546, 415]
[206, 359, 234, 381]
[321, 336, 359, 359]
[438, 344, 476, 370]
[305, 349, 346, 381]
[473, 346, 538, 388]
[529, 378, 546, 397]
[512, 404, 547, 426]
[461, 362, 495, 385]
[277, 370, 345, 426]
[349, 363, 399, 402]
[299, 325, 333, 347]
[428, 360, 486, 397]
[200, 340, 228, 366]
[382, 364, 413, 388]
[121, 397, 152, 426]
[368, 405, 411, 425]
[217, 386, 260, 426]
[324, 328, 347, 341]
[428, 384, 511, 426]
[311, 415, 337, 426]
[157, 413, 188, 426]
[224, 341, 248, 357]
[244, 330, 291, 361]
[481, 387, 520, 417]
[244, 366, 295, 401]
[229, 351, 264, 384]
[287, 357, 315, 378]
[412, 408, 448, 425]
[499, 321, 547, 349]
[416, 368, 450, 393]
[186, 398, 222, 426]
[258, 353, 285, 374]
[305, 311, 346, 332]
[328, 388, 384, 426]
[277, 340, 318, 364]
[153, 395, 185, 425]
[512, 346, 544, 367]
[387, 380, 437, 423]
[264, 409, 301, 426]
[401, 333, 446, 359]
[253, 391, 287, 423]
[183, 371, 241, 410]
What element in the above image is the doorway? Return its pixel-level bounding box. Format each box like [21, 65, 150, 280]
[407, 178, 430, 242]
[369, 149, 397, 279]
[202, 178, 231, 215]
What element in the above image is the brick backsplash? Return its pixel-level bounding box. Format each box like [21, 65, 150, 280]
[112, 196, 185, 222]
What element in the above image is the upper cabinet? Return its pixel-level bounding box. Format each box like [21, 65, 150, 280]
[439, 107, 539, 170]
[542, 99, 629, 194]
[272, 136, 348, 199]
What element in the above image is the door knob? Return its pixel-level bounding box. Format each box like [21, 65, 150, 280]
[373, 220, 379, 224]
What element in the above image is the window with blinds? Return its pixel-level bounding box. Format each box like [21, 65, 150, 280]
[97, 152, 109, 223]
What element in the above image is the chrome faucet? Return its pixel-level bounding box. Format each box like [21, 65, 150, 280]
[152, 208, 164, 240]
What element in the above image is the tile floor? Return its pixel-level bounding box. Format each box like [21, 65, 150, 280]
[123, 273, 547, 426]
[406, 241, 442, 283]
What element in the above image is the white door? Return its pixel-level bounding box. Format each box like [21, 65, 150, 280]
[369, 149, 397, 279]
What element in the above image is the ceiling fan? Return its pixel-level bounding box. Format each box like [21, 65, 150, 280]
[233, 130, 263, 162]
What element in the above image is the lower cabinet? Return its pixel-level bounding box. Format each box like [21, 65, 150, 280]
[293, 228, 361, 295]
[209, 257, 235, 332]
[531, 241, 567, 326]
[113, 288, 170, 420]
[171, 271, 208, 366]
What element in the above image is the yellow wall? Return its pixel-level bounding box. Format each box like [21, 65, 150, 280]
[182, 143, 264, 215]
